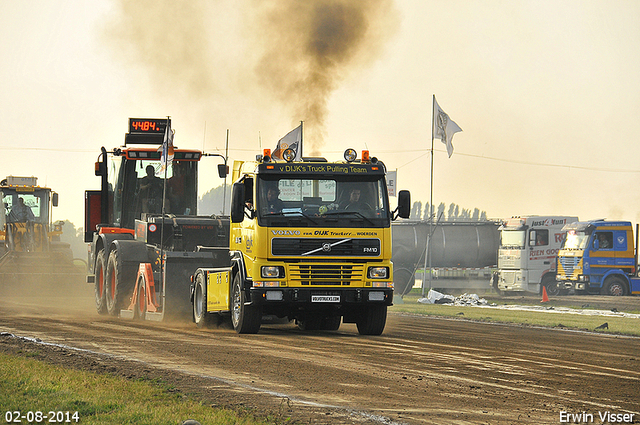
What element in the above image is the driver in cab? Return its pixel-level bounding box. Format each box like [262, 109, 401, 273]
[264, 186, 284, 213]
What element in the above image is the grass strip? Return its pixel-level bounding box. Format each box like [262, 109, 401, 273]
[391, 296, 640, 336]
[0, 352, 271, 425]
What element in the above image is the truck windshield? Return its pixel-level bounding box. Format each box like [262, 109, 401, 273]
[114, 158, 198, 228]
[1, 189, 49, 224]
[256, 176, 390, 228]
[500, 229, 526, 249]
[561, 230, 590, 249]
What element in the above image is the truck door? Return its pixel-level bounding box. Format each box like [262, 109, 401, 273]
[591, 231, 614, 286]
[528, 228, 550, 285]
[612, 229, 634, 273]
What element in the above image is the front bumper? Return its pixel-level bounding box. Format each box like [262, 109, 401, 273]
[249, 287, 393, 307]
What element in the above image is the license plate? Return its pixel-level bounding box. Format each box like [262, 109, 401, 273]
[312, 295, 340, 303]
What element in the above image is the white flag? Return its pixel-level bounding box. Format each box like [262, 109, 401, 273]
[273, 124, 302, 161]
[158, 119, 174, 173]
[386, 170, 397, 197]
[433, 96, 462, 158]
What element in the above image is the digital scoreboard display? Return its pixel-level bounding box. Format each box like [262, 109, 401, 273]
[125, 118, 170, 145]
[128, 118, 168, 134]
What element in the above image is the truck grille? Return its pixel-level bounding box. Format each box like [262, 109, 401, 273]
[289, 264, 365, 285]
[500, 270, 517, 285]
[559, 257, 579, 276]
[272, 238, 380, 257]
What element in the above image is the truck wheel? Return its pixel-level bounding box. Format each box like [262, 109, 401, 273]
[94, 249, 107, 315]
[133, 274, 147, 320]
[543, 276, 561, 297]
[105, 249, 136, 316]
[193, 273, 213, 328]
[356, 305, 387, 335]
[231, 274, 261, 334]
[601, 276, 628, 296]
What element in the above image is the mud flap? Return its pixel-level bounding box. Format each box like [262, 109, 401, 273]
[162, 250, 231, 321]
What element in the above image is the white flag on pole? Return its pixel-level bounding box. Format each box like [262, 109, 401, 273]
[433, 96, 462, 158]
[158, 119, 174, 173]
[273, 124, 302, 161]
[386, 170, 397, 197]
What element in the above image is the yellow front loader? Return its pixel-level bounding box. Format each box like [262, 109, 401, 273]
[0, 176, 83, 287]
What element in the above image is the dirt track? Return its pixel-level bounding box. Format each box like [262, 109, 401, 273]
[1, 285, 639, 424]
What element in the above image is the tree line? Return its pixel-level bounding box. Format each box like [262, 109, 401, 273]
[60, 189, 487, 259]
[409, 201, 488, 222]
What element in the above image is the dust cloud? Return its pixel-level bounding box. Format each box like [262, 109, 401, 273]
[249, 0, 399, 154]
[103, 0, 399, 155]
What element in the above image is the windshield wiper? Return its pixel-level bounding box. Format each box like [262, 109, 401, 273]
[265, 211, 318, 224]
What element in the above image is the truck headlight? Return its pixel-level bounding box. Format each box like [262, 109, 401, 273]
[261, 266, 284, 278]
[368, 266, 388, 279]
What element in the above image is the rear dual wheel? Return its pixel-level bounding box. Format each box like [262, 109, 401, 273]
[104, 249, 136, 316]
[94, 249, 107, 315]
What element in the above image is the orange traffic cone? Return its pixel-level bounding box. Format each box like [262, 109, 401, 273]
[541, 286, 549, 303]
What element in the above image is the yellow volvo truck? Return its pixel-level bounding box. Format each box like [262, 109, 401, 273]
[192, 148, 410, 334]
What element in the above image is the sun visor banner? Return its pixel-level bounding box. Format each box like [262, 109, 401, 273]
[259, 163, 385, 175]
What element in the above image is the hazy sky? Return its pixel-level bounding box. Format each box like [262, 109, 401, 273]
[2, 0, 640, 228]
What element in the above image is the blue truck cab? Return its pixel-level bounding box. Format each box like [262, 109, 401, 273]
[556, 220, 640, 296]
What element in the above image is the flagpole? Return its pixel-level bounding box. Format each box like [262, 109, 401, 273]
[424, 96, 435, 297]
[222, 129, 229, 215]
[300, 121, 304, 158]
[160, 116, 170, 298]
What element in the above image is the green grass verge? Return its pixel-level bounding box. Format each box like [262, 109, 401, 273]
[391, 295, 640, 337]
[0, 352, 274, 425]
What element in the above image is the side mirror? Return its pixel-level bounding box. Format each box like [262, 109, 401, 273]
[395, 190, 411, 219]
[218, 163, 229, 178]
[529, 230, 536, 246]
[593, 238, 599, 251]
[52, 192, 59, 207]
[230, 183, 246, 223]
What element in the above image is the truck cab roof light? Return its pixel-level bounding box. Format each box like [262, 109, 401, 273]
[283, 148, 296, 162]
[344, 148, 357, 162]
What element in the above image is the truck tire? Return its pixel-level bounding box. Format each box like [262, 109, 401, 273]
[193, 272, 214, 328]
[105, 249, 136, 316]
[601, 276, 628, 296]
[133, 274, 147, 320]
[231, 273, 261, 334]
[542, 275, 561, 297]
[94, 249, 107, 315]
[356, 305, 387, 335]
